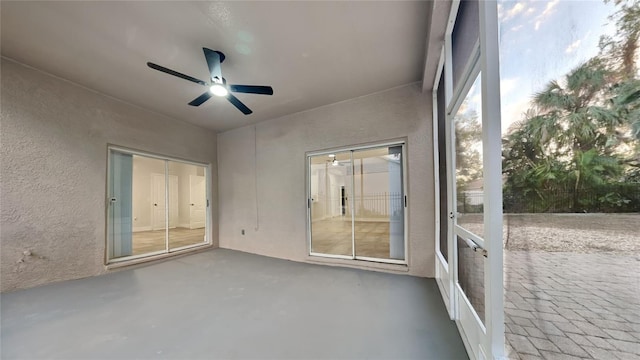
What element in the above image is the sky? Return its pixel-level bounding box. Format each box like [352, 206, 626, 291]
[497, 0, 618, 133]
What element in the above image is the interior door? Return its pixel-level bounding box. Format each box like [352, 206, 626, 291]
[189, 175, 206, 229]
[151, 173, 178, 230]
[168, 175, 178, 228]
[152, 173, 166, 230]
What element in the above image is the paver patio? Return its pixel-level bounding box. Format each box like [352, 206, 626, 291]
[504, 251, 640, 360]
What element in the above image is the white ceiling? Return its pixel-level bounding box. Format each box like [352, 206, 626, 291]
[1, 1, 432, 132]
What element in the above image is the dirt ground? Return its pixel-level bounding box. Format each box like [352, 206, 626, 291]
[458, 213, 640, 254]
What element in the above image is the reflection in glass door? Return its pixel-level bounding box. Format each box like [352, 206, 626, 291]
[308, 143, 406, 263]
[452, 73, 486, 324]
[107, 147, 209, 263]
[309, 151, 353, 257]
[168, 160, 207, 251]
[353, 146, 404, 261]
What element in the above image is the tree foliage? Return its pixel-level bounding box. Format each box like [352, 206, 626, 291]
[503, 0, 640, 213]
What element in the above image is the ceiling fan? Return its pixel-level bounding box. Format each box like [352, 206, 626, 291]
[147, 48, 273, 115]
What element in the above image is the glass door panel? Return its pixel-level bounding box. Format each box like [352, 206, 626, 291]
[108, 151, 134, 259]
[353, 146, 405, 260]
[168, 161, 207, 250]
[454, 75, 484, 239]
[452, 73, 486, 325]
[131, 155, 167, 256]
[309, 152, 353, 257]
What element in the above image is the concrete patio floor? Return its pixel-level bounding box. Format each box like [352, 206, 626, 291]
[504, 251, 640, 360]
[1, 249, 467, 359]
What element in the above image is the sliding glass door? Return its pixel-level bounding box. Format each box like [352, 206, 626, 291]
[107, 147, 210, 263]
[308, 143, 406, 263]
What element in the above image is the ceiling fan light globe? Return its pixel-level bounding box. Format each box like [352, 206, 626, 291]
[210, 84, 228, 97]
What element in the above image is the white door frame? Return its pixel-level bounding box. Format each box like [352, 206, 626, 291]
[433, 45, 454, 318]
[434, 1, 504, 359]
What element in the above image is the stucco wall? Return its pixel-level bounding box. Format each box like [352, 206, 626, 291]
[0, 58, 218, 292]
[217, 83, 435, 277]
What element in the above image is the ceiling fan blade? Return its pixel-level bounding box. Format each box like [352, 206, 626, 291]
[188, 91, 213, 106]
[147, 62, 206, 86]
[226, 93, 253, 115]
[203, 48, 224, 82]
[229, 85, 274, 95]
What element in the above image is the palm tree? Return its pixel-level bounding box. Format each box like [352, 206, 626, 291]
[503, 59, 628, 212]
[532, 59, 621, 155]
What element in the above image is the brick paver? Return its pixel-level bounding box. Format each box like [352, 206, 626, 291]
[505, 251, 640, 360]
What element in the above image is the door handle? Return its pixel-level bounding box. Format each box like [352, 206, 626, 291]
[190, 203, 195, 206]
[154, 203, 158, 206]
[448, 212, 454, 219]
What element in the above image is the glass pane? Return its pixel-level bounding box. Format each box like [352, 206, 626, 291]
[168, 161, 207, 250]
[354, 146, 404, 260]
[452, 0, 479, 91]
[108, 151, 134, 259]
[457, 236, 485, 324]
[131, 155, 167, 255]
[454, 74, 484, 238]
[310, 152, 353, 256]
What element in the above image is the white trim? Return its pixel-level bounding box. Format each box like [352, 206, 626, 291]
[306, 139, 406, 157]
[106, 243, 213, 269]
[433, 45, 446, 265]
[355, 256, 406, 265]
[479, 1, 505, 358]
[105, 148, 112, 264]
[350, 150, 356, 259]
[456, 282, 487, 332]
[170, 241, 208, 253]
[402, 142, 409, 264]
[448, 40, 481, 115]
[107, 249, 167, 264]
[309, 252, 352, 260]
[435, 264, 451, 316]
[443, 6, 458, 323]
[108, 145, 209, 167]
[445, 0, 462, 36]
[454, 224, 485, 249]
[164, 161, 169, 252]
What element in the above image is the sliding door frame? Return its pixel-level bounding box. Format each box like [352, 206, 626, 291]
[306, 140, 408, 265]
[105, 145, 212, 264]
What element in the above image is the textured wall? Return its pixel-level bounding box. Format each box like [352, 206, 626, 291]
[0, 58, 219, 292]
[217, 83, 435, 277]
